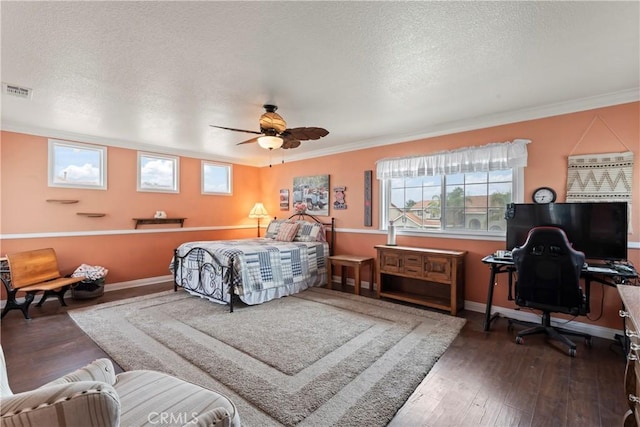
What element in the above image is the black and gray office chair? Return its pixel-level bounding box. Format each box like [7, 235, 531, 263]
[508, 226, 591, 357]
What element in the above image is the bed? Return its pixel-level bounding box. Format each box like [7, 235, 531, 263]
[171, 214, 335, 311]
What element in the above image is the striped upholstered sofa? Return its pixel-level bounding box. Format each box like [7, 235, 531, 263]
[0, 347, 240, 427]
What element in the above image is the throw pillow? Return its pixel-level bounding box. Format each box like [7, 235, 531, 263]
[295, 221, 326, 242]
[276, 222, 300, 242]
[265, 220, 285, 239]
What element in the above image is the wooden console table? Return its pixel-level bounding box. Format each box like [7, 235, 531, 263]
[133, 218, 186, 229]
[374, 245, 466, 315]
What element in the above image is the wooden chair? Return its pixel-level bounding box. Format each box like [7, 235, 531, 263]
[1, 248, 85, 319]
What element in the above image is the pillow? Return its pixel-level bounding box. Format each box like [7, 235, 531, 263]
[294, 221, 326, 242]
[265, 220, 285, 239]
[275, 221, 300, 242]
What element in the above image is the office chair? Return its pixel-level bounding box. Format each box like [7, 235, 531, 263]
[508, 226, 591, 357]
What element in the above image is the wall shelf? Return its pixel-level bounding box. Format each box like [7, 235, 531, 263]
[133, 218, 186, 229]
[77, 212, 106, 218]
[46, 199, 79, 204]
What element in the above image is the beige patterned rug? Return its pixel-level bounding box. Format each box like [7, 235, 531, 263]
[69, 287, 466, 426]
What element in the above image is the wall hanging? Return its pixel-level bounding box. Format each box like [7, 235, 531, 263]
[364, 170, 372, 226]
[566, 114, 634, 231]
[333, 186, 346, 210]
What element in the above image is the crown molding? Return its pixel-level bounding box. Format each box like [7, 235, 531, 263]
[3, 89, 638, 168]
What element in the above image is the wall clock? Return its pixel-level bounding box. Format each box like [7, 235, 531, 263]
[532, 187, 557, 204]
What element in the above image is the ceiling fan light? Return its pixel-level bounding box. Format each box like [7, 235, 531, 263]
[257, 135, 283, 150]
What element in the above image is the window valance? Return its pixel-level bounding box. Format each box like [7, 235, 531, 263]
[376, 139, 530, 179]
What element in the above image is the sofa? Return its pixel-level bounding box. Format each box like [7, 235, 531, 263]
[0, 346, 240, 427]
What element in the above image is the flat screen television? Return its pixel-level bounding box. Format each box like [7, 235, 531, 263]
[505, 202, 628, 262]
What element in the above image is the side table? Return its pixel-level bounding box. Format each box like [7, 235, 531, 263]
[327, 255, 375, 295]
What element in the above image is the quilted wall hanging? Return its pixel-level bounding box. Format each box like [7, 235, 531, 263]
[566, 115, 634, 231]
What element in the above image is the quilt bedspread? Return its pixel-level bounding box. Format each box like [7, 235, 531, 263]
[172, 238, 329, 302]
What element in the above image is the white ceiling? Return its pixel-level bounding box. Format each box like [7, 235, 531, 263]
[1, 1, 639, 167]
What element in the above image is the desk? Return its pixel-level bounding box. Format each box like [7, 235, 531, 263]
[481, 255, 638, 332]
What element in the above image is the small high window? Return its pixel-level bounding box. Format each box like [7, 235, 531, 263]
[48, 139, 107, 190]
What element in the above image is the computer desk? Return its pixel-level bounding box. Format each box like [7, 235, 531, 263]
[481, 255, 638, 332]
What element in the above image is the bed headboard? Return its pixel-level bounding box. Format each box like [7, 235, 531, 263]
[285, 213, 336, 256]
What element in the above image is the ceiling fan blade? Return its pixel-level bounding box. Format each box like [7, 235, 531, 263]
[236, 136, 260, 145]
[210, 125, 262, 135]
[282, 127, 329, 141]
[281, 139, 301, 149]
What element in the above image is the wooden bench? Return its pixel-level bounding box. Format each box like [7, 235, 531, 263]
[1, 248, 85, 319]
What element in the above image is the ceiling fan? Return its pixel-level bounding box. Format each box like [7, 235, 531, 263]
[210, 104, 329, 150]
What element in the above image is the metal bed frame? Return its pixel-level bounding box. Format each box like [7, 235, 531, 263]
[173, 214, 335, 312]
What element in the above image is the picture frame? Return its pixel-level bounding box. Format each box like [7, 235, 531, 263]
[48, 139, 107, 190]
[280, 189, 290, 210]
[293, 174, 330, 216]
[137, 152, 179, 193]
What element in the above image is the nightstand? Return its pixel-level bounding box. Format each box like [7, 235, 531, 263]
[327, 255, 375, 295]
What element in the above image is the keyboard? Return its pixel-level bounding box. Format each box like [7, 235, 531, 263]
[587, 266, 618, 274]
[493, 250, 512, 260]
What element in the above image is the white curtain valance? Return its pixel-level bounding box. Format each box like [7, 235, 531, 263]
[376, 139, 531, 180]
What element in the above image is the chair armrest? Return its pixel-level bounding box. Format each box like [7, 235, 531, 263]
[1, 381, 120, 426]
[42, 358, 117, 387]
[184, 407, 231, 427]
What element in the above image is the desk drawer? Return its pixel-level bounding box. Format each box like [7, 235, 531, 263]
[620, 288, 640, 427]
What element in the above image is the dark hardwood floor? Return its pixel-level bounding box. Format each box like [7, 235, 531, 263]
[1, 283, 628, 426]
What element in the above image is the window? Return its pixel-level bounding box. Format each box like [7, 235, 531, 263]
[377, 139, 529, 236]
[202, 161, 232, 195]
[137, 152, 179, 193]
[384, 169, 516, 233]
[48, 139, 107, 189]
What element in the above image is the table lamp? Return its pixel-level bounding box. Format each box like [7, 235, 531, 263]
[249, 202, 270, 237]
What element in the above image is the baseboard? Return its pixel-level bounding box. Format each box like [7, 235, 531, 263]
[463, 300, 623, 341]
[329, 275, 374, 291]
[0, 275, 173, 308]
[102, 275, 173, 292]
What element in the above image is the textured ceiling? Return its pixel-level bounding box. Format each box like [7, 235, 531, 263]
[1, 1, 638, 166]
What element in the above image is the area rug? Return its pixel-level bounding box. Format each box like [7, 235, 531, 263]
[69, 287, 466, 426]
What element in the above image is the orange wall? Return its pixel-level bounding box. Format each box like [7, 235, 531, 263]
[257, 102, 640, 329]
[1, 102, 638, 330]
[0, 131, 261, 286]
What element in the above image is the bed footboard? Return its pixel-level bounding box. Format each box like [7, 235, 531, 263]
[173, 247, 238, 312]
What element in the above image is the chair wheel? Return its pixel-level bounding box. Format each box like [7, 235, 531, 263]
[585, 338, 592, 348]
[515, 336, 524, 345]
[569, 348, 576, 357]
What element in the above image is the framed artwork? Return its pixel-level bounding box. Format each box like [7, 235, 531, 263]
[280, 189, 290, 210]
[48, 139, 107, 189]
[202, 160, 232, 195]
[293, 174, 330, 216]
[137, 152, 179, 193]
[333, 186, 347, 210]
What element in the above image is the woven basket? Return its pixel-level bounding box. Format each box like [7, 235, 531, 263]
[71, 278, 105, 299]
